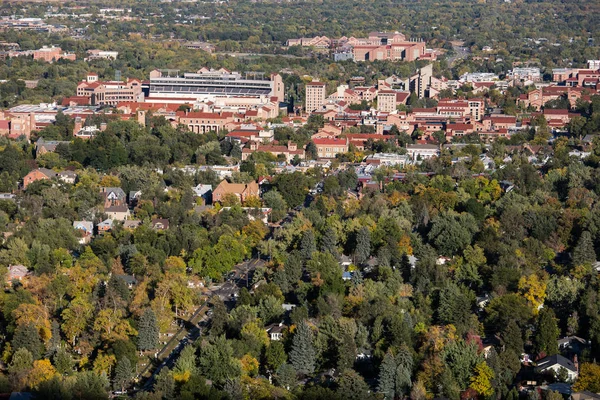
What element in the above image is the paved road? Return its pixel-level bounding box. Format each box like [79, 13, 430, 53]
[447, 44, 470, 67]
[134, 259, 263, 393]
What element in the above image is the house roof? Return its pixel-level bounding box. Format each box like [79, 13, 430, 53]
[537, 354, 577, 373]
[313, 138, 347, 146]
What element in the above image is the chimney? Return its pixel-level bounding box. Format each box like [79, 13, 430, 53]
[287, 141, 297, 151]
[100, 122, 107, 132]
[73, 117, 82, 135]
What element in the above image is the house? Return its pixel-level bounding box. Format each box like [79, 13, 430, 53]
[129, 190, 142, 207]
[339, 255, 352, 268]
[212, 180, 260, 203]
[58, 170, 77, 184]
[35, 137, 70, 157]
[123, 220, 142, 230]
[191, 184, 212, 203]
[557, 336, 589, 357]
[151, 218, 169, 230]
[535, 354, 578, 381]
[0, 193, 16, 202]
[104, 204, 130, 221]
[101, 187, 130, 221]
[115, 274, 137, 289]
[266, 323, 286, 341]
[572, 392, 600, 400]
[73, 221, 93, 244]
[101, 187, 127, 207]
[22, 168, 57, 189]
[97, 219, 114, 233]
[6, 264, 30, 283]
[342, 271, 353, 281]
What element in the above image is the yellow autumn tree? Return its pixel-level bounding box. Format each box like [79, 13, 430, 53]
[99, 175, 121, 187]
[93, 352, 117, 376]
[241, 354, 259, 377]
[12, 303, 52, 342]
[27, 359, 56, 389]
[93, 309, 138, 342]
[518, 274, 547, 313]
[470, 361, 494, 397]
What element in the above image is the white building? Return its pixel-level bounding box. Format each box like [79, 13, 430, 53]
[406, 144, 440, 160]
[507, 67, 542, 83]
[588, 60, 600, 70]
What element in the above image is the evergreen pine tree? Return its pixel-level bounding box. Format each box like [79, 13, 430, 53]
[377, 351, 397, 399]
[355, 227, 371, 264]
[12, 323, 43, 360]
[300, 230, 316, 260]
[209, 298, 228, 337]
[154, 367, 175, 400]
[337, 330, 356, 371]
[394, 346, 413, 396]
[113, 357, 132, 392]
[276, 363, 297, 390]
[138, 308, 159, 352]
[533, 307, 559, 356]
[53, 348, 73, 375]
[321, 227, 338, 256]
[501, 319, 524, 354]
[573, 231, 596, 266]
[289, 320, 316, 375]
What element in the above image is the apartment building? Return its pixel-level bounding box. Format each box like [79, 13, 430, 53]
[305, 82, 327, 113]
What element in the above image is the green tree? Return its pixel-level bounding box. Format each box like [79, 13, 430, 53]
[275, 363, 297, 391]
[8, 348, 33, 391]
[266, 341, 287, 371]
[12, 323, 43, 360]
[354, 227, 371, 265]
[274, 172, 309, 208]
[197, 336, 242, 385]
[289, 321, 316, 375]
[300, 230, 317, 260]
[428, 212, 479, 256]
[336, 369, 372, 400]
[442, 340, 483, 390]
[263, 190, 288, 222]
[72, 371, 110, 400]
[113, 357, 133, 392]
[154, 367, 175, 400]
[138, 308, 159, 352]
[320, 226, 338, 257]
[572, 231, 596, 267]
[378, 347, 413, 400]
[209, 297, 228, 337]
[534, 308, 559, 356]
[53, 349, 73, 376]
